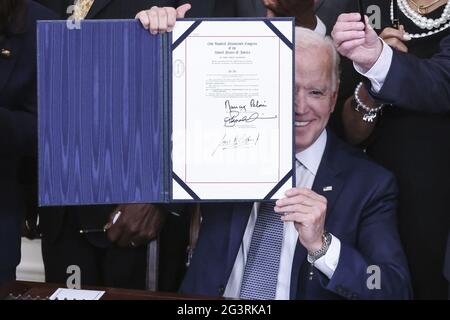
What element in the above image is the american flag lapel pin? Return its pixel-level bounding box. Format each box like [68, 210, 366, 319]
[323, 186, 333, 192]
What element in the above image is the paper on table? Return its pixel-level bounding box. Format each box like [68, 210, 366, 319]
[49, 288, 105, 300]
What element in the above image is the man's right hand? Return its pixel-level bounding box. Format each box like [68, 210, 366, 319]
[332, 13, 383, 72]
[135, 4, 191, 34]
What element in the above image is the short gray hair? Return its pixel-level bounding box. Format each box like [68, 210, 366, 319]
[295, 27, 340, 92]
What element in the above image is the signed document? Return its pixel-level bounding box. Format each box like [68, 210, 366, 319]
[38, 19, 293, 206]
[172, 20, 294, 200]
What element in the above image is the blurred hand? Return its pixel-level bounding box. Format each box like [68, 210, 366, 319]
[105, 204, 166, 247]
[275, 188, 327, 253]
[380, 25, 409, 53]
[135, 4, 191, 34]
[332, 13, 382, 72]
[263, 0, 316, 29]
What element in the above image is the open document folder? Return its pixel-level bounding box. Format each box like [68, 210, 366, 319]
[38, 18, 295, 205]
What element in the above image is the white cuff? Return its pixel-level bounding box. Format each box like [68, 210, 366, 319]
[354, 40, 393, 93]
[308, 234, 341, 279]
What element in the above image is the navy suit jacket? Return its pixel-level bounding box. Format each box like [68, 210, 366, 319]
[180, 132, 412, 299]
[370, 35, 450, 113]
[0, 0, 55, 283]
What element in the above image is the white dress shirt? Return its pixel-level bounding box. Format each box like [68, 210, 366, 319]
[224, 130, 342, 299]
[354, 40, 394, 93]
[296, 17, 327, 37]
[315, 17, 327, 36]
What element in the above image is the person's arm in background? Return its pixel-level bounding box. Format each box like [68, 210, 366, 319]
[333, 13, 450, 113]
[334, 15, 414, 145]
[369, 35, 450, 113]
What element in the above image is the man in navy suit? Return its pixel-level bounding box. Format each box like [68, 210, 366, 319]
[333, 14, 450, 299]
[180, 27, 411, 300]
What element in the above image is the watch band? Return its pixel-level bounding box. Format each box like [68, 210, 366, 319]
[307, 232, 332, 280]
[308, 232, 332, 261]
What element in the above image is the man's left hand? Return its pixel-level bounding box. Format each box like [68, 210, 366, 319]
[275, 188, 327, 253]
[105, 204, 166, 248]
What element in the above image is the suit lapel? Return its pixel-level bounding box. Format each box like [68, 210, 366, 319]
[290, 131, 345, 299]
[312, 167, 344, 227]
[85, 0, 112, 19]
[312, 132, 345, 226]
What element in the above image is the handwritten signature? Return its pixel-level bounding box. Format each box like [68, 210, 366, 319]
[224, 111, 277, 127]
[225, 100, 247, 112]
[224, 99, 267, 113]
[250, 99, 267, 108]
[212, 133, 261, 156]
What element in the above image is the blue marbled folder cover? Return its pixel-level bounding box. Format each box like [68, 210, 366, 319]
[38, 20, 170, 206]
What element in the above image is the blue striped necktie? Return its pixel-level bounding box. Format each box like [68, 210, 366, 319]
[239, 202, 284, 300]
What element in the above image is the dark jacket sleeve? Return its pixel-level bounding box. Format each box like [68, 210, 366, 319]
[370, 35, 450, 113]
[319, 172, 412, 299]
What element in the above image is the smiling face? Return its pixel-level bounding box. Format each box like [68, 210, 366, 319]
[294, 46, 338, 153]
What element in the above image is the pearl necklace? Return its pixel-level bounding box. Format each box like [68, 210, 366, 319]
[391, 0, 450, 38]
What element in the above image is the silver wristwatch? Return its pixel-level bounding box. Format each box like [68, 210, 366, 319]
[308, 232, 332, 263]
[307, 232, 332, 280]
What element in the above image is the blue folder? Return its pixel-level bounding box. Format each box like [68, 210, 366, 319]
[38, 19, 294, 206]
